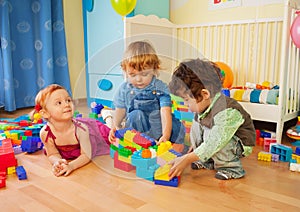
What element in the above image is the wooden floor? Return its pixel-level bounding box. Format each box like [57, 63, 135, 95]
[1, 102, 300, 211]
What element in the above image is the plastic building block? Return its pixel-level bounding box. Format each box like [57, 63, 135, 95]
[7, 166, 16, 175]
[271, 154, 279, 162]
[0, 138, 18, 172]
[270, 144, 292, 162]
[257, 151, 268, 161]
[133, 133, 152, 149]
[21, 136, 43, 153]
[89, 113, 98, 119]
[292, 154, 300, 163]
[114, 152, 135, 172]
[263, 138, 276, 152]
[295, 147, 300, 156]
[112, 128, 182, 186]
[260, 130, 276, 138]
[156, 141, 172, 156]
[257, 151, 279, 162]
[154, 176, 180, 187]
[136, 164, 160, 181]
[91, 103, 104, 114]
[13, 145, 22, 154]
[154, 164, 171, 181]
[110, 147, 116, 159]
[118, 154, 131, 164]
[131, 151, 157, 168]
[289, 162, 300, 172]
[16, 166, 27, 180]
[0, 176, 6, 188]
[115, 128, 132, 139]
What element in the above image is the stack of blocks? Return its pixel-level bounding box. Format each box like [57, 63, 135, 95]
[290, 147, 300, 172]
[257, 151, 279, 162]
[171, 94, 193, 148]
[256, 140, 300, 173]
[110, 128, 182, 187]
[256, 129, 276, 147]
[0, 138, 18, 173]
[257, 143, 293, 163]
[0, 116, 44, 188]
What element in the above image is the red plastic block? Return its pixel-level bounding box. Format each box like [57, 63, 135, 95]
[114, 152, 135, 172]
[133, 133, 152, 149]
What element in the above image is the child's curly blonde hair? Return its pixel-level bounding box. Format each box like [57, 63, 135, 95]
[30, 84, 66, 120]
[121, 40, 161, 76]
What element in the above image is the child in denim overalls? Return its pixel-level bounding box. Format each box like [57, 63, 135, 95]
[108, 41, 185, 145]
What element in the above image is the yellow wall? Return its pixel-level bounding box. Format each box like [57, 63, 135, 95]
[170, 0, 284, 24]
[63, 0, 86, 100]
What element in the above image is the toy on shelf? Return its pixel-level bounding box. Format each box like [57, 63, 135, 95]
[286, 116, 300, 146]
[110, 128, 182, 187]
[255, 129, 276, 146]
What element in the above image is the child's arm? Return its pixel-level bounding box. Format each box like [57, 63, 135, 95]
[61, 153, 90, 176]
[40, 128, 69, 176]
[58, 126, 92, 176]
[109, 108, 126, 142]
[168, 152, 200, 179]
[40, 128, 63, 164]
[113, 108, 126, 129]
[158, 106, 172, 143]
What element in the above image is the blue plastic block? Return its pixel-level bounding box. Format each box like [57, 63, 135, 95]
[92, 104, 104, 114]
[110, 148, 116, 159]
[131, 151, 157, 167]
[169, 149, 182, 157]
[295, 147, 300, 156]
[21, 136, 43, 153]
[16, 166, 27, 180]
[173, 110, 181, 120]
[136, 167, 154, 181]
[181, 111, 194, 121]
[76, 114, 83, 118]
[221, 89, 230, 97]
[115, 128, 133, 139]
[154, 176, 179, 187]
[270, 144, 292, 162]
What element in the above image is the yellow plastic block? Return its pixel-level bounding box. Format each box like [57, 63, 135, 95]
[258, 151, 272, 162]
[154, 164, 171, 181]
[118, 155, 131, 163]
[124, 130, 136, 143]
[7, 166, 16, 175]
[159, 151, 177, 163]
[157, 141, 172, 156]
[292, 154, 300, 163]
[119, 139, 132, 148]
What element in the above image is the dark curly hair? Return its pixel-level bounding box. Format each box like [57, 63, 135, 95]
[169, 58, 223, 102]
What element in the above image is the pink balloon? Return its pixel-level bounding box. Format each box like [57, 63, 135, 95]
[291, 12, 300, 48]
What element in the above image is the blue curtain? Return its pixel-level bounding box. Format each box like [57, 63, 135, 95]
[0, 0, 71, 112]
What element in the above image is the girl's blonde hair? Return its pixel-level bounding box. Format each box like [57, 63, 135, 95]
[30, 84, 65, 120]
[121, 41, 161, 76]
